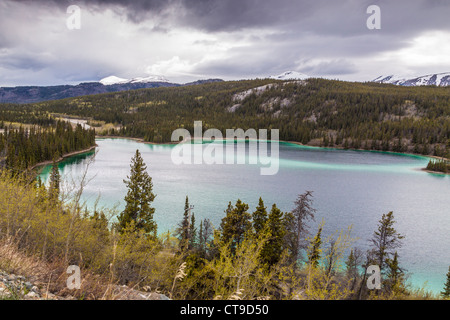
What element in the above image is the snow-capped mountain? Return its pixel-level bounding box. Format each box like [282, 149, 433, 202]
[269, 71, 309, 80]
[99, 76, 129, 85]
[100, 75, 169, 85]
[373, 72, 450, 87]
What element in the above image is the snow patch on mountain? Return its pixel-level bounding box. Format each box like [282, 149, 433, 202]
[99, 76, 129, 85]
[269, 71, 309, 80]
[373, 72, 450, 86]
[100, 75, 169, 85]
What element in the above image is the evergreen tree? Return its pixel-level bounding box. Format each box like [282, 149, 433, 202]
[220, 199, 251, 252]
[283, 191, 316, 263]
[189, 213, 197, 250]
[261, 203, 285, 266]
[369, 211, 404, 273]
[48, 158, 60, 201]
[176, 196, 191, 251]
[385, 251, 406, 296]
[198, 218, 213, 258]
[117, 149, 157, 237]
[198, 220, 204, 254]
[442, 266, 450, 299]
[252, 197, 267, 234]
[307, 225, 322, 268]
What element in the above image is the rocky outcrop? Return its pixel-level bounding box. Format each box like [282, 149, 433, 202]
[0, 271, 63, 300]
[0, 270, 170, 300]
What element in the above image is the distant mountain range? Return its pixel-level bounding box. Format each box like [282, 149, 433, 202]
[269, 71, 450, 86]
[0, 77, 223, 104]
[1, 71, 449, 104]
[372, 72, 450, 87]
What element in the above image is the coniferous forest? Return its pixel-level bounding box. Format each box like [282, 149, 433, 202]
[0, 120, 95, 171]
[0, 78, 448, 160]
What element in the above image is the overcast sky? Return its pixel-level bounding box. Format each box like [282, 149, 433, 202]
[0, 0, 449, 86]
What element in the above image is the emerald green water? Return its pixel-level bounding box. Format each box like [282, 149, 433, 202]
[39, 138, 450, 295]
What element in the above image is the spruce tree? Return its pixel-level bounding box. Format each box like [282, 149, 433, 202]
[198, 220, 204, 255]
[220, 199, 251, 252]
[117, 149, 156, 237]
[189, 213, 197, 250]
[252, 197, 267, 234]
[369, 211, 404, 273]
[49, 158, 60, 201]
[283, 191, 316, 263]
[386, 251, 406, 295]
[261, 203, 285, 266]
[307, 225, 322, 268]
[198, 218, 213, 257]
[442, 266, 450, 299]
[176, 196, 191, 251]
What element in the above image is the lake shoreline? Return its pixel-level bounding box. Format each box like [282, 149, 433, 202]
[30, 144, 98, 171]
[95, 135, 449, 174]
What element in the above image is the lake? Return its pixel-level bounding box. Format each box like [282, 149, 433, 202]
[39, 138, 450, 294]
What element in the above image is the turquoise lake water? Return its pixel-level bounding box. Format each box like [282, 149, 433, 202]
[39, 138, 450, 295]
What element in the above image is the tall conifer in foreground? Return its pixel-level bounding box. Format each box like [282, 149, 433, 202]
[176, 196, 191, 251]
[252, 197, 267, 235]
[369, 211, 404, 273]
[220, 199, 251, 252]
[307, 225, 323, 268]
[49, 157, 60, 202]
[442, 266, 450, 299]
[283, 191, 316, 264]
[117, 149, 156, 237]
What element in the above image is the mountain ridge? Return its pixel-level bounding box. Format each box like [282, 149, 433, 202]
[0, 78, 223, 104]
[372, 72, 450, 87]
[2, 70, 450, 104]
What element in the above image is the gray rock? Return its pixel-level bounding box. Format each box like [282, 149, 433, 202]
[6, 275, 16, 281]
[25, 291, 39, 299]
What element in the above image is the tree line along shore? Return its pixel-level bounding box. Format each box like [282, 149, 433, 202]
[1, 78, 448, 173]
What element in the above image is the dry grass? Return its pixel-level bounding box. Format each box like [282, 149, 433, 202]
[0, 238, 48, 282]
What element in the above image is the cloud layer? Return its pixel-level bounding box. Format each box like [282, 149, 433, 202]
[1, 0, 450, 86]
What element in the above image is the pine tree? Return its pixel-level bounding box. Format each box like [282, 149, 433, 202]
[198, 220, 204, 254]
[283, 191, 316, 263]
[117, 149, 157, 237]
[385, 251, 406, 296]
[220, 199, 251, 252]
[307, 225, 322, 268]
[198, 218, 213, 258]
[49, 158, 60, 201]
[369, 211, 404, 273]
[261, 203, 285, 266]
[252, 197, 267, 235]
[442, 266, 450, 299]
[176, 196, 191, 251]
[189, 213, 197, 250]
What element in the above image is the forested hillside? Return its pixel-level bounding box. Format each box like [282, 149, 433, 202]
[1, 78, 449, 159]
[0, 120, 96, 171]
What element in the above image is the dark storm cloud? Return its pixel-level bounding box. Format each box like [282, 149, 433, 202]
[15, 0, 450, 34]
[0, 52, 48, 71]
[1, 0, 450, 85]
